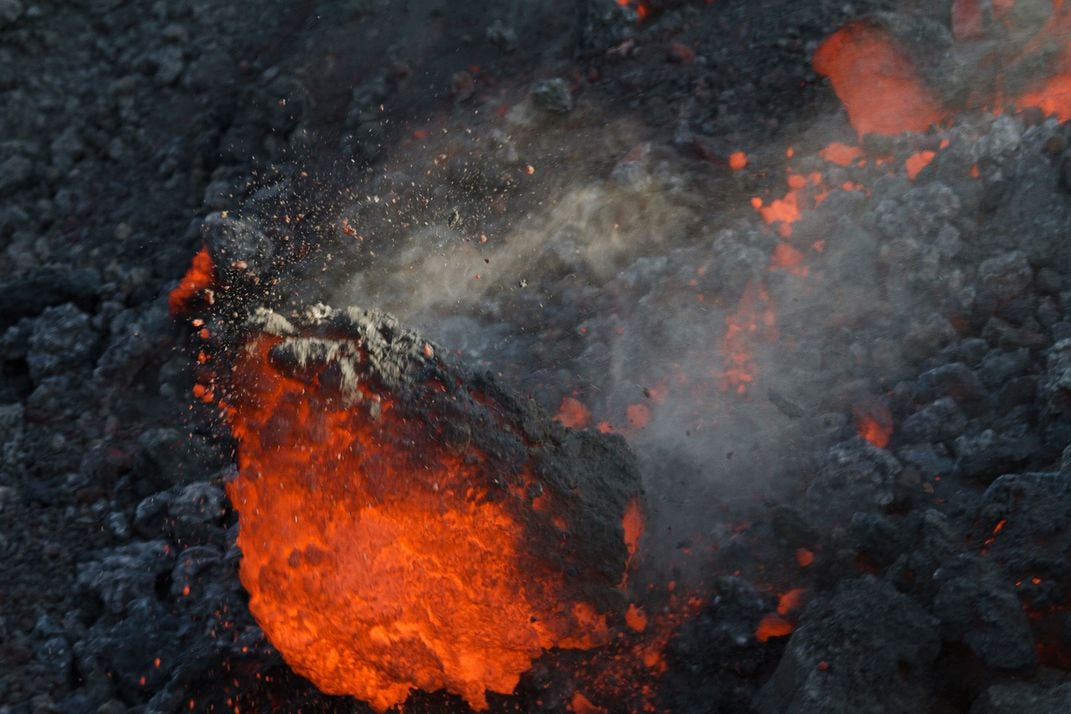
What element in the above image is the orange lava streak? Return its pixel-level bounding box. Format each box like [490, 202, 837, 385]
[226, 338, 612, 712]
[622, 498, 645, 564]
[718, 280, 777, 394]
[905, 150, 936, 180]
[755, 614, 795, 642]
[168, 246, 214, 316]
[813, 23, 948, 137]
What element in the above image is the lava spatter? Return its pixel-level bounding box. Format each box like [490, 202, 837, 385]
[813, 21, 949, 137]
[169, 246, 215, 316]
[222, 306, 643, 712]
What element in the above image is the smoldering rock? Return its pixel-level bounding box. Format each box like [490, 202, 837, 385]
[806, 438, 902, 521]
[169, 544, 224, 600]
[754, 577, 940, 714]
[78, 596, 181, 699]
[979, 471, 1071, 582]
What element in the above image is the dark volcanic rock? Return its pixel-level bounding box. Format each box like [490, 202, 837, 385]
[76, 541, 175, 616]
[25, 303, 99, 382]
[806, 438, 902, 521]
[971, 681, 1071, 714]
[754, 577, 940, 714]
[531, 78, 575, 113]
[978, 471, 1071, 582]
[901, 397, 968, 443]
[978, 250, 1033, 301]
[0, 267, 100, 328]
[933, 558, 1036, 671]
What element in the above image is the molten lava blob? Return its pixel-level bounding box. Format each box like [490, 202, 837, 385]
[224, 306, 643, 712]
[169, 246, 214, 316]
[853, 399, 894, 449]
[813, 22, 948, 137]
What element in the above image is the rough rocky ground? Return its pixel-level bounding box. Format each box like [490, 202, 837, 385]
[3, 0, 1071, 713]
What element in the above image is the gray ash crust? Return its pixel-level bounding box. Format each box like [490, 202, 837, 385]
[0, 0, 1070, 713]
[236, 303, 644, 616]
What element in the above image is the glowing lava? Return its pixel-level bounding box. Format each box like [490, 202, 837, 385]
[169, 246, 214, 316]
[813, 21, 949, 137]
[223, 307, 642, 712]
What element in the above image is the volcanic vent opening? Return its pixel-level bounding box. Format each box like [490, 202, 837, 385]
[222, 306, 644, 712]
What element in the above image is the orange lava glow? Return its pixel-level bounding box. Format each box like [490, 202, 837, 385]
[755, 589, 808, 642]
[556, 396, 592, 429]
[755, 614, 794, 642]
[626, 403, 651, 429]
[225, 337, 621, 712]
[813, 22, 948, 137]
[819, 141, 863, 166]
[718, 280, 777, 394]
[905, 150, 936, 180]
[770, 243, 808, 277]
[625, 604, 649, 633]
[168, 246, 214, 316]
[569, 691, 607, 714]
[729, 151, 749, 170]
[776, 588, 808, 616]
[853, 399, 894, 448]
[622, 498, 645, 564]
[952, 0, 986, 40]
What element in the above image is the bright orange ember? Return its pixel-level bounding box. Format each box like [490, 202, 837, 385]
[168, 246, 214, 316]
[819, 141, 863, 167]
[905, 150, 936, 180]
[225, 337, 619, 712]
[813, 22, 948, 137]
[853, 399, 894, 448]
[556, 395, 592, 428]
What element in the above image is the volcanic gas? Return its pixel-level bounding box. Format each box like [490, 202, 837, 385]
[221, 305, 644, 711]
